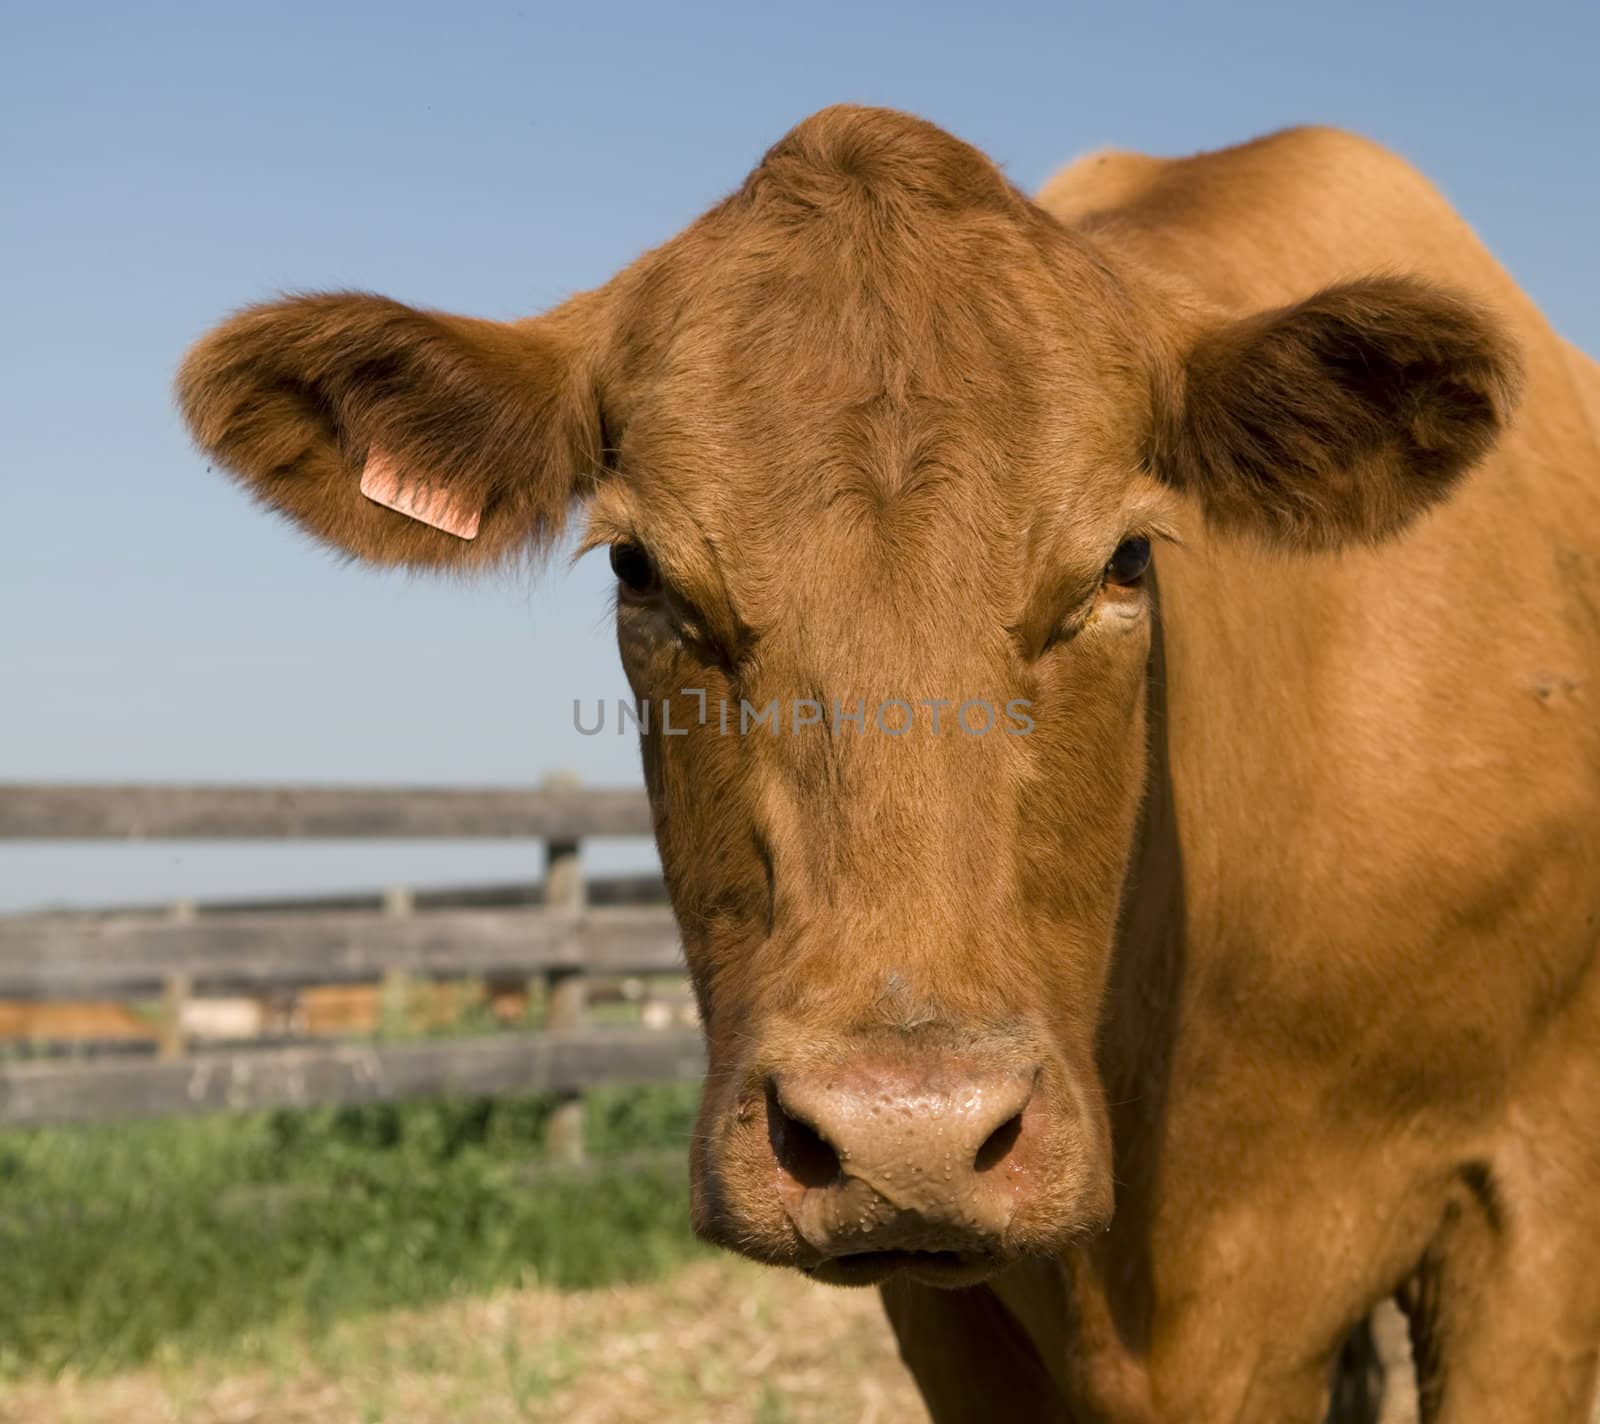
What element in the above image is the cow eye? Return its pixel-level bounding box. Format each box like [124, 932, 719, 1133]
[609, 541, 660, 595]
[1103, 536, 1151, 587]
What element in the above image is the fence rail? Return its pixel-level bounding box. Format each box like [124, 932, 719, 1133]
[0, 1027, 706, 1126]
[0, 906, 682, 998]
[0, 782, 654, 840]
[42, 871, 670, 920]
[0, 781, 690, 1135]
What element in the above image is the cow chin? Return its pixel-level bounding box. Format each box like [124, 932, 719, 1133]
[687, 1038, 1114, 1289]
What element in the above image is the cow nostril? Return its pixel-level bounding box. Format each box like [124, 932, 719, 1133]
[973, 1110, 1024, 1174]
[766, 1083, 842, 1189]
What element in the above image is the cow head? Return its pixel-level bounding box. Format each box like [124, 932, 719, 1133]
[178, 107, 1517, 1287]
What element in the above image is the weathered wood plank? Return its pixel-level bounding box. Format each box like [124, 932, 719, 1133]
[0, 783, 654, 840]
[0, 908, 683, 997]
[573, 908, 687, 977]
[0, 1027, 707, 1125]
[54, 872, 670, 920]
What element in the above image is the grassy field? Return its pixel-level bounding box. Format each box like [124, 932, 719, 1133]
[0, 1085, 711, 1377]
[0, 1255, 925, 1423]
[0, 1081, 927, 1420]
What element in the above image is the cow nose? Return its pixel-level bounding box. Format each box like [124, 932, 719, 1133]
[765, 1060, 1040, 1266]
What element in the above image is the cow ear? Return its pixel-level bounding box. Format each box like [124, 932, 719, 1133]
[176, 291, 605, 569]
[1152, 277, 1522, 549]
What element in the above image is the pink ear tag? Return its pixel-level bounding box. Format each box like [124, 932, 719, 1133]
[360, 447, 482, 540]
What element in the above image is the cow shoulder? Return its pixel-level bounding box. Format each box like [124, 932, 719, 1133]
[1034, 146, 1171, 227]
[1037, 127, 1510, 313]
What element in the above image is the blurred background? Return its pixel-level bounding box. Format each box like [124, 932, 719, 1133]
[2, 1, 1595, 1420]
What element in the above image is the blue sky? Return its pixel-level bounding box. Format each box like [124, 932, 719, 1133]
[3, 0, 1596, 909]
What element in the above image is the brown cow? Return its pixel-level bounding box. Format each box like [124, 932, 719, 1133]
[177, 108, 1600, 1422]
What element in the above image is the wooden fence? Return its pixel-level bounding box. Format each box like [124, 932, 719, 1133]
[0, 781, 704, 1142]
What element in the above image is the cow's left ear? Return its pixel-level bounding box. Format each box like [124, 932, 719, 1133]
[177, 290, 608, 570]
[1152, 276, 1522, 549]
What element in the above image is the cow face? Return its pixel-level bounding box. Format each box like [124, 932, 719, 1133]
[178, 106, 1518, 1287]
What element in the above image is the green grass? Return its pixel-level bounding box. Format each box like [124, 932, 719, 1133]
[0, 1082, 709, 1378]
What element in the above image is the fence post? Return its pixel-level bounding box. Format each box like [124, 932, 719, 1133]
[542, 771, 587, 1164]
[157, 899, 196, 1062]
[380, 884, 415, 1034]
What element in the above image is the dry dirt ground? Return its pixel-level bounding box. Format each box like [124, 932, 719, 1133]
[8, 1266, 1583, 1424]
[0, 1257, 928, 1424]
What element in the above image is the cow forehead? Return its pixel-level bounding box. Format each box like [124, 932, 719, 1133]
[604, 403, 1087, 661]
[591, 111, 1161, 638]
[603, 359, 1146, 659]
[607, 106, 1142, 419]
[629, 158, 1081, 417]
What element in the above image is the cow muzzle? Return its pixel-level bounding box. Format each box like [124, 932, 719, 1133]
[761, 1056, 1062, 1286]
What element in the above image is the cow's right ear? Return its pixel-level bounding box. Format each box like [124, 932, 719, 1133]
[176, 291, 605, 569]
[1149, 277, 1520, 551]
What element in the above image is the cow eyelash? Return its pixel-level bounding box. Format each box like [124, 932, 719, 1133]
[609, 540, 661, 596]
[609, 540, 743, 675]
[1035, 533, 1155, 655]
[1102, 535, 1153, 588]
